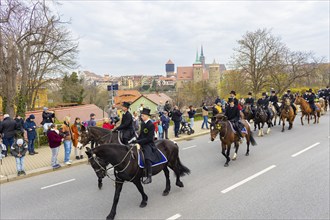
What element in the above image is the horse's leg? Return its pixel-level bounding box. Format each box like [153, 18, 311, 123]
[232, 142, 239, 160]
[261, 122, 264, 136]
[300, 114, 304, 125]
[107, 181, 123, 220]
[266, 121, 271, 134]
[313, 113, 317, 124]
[133, 179, 148, 208]
[245, 133, 250, 156]
[162, 166, 171, 196]
[257, 123, 262, 136]
[98, 177, 103, 190]
[281, 118, 285, 132]
[221, 143, 230, 167]
[224, 144, 231, 167]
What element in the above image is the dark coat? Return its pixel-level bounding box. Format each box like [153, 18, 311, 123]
[281, 93, 295, 103]
[188, 109, 196, 119]
[137, 120, 161, 162]
[306, 93, 316, 104]
[225, 105, 240, 122]
[41, 111, 55, 125]
[228, 97, 239, 106]
[269, 95, 278, 103]
[0, 117, 18, 138]
[47, 130, 62, 148]
[160, 115, 170, 130]
[24, 118, 37, 140]
[257, 98, 269, 108]
[11, 142, 28, 157]
[116, 111, 134, 140]
[245, 97, 254, 106]
[171, 109, 182, 122]
[15, 117, 25, 134]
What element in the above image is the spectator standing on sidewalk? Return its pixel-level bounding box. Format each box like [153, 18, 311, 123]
[0, 114, 18, 157]
[47, 124, 62, 169]
[23, 114, 38, 155]
[201, 102, 209, 129]
[87, 113, 96, 148]
[160, 111, 170, 139]
[170, 106, 182, 138]
[108, 104, 120, 124]
[41, 107, 55, 134]
[71, 117, 83, 160]
[157, 122, 163, 140]
[60, 116, 73, 165]
[14, 115, 25, 138]
[187, 105, 196, 129]
[102, 118, 114, 130]
[11, 139, 28, 176]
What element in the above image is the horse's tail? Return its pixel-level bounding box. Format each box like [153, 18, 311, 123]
[176, 157, 191, 177]
[249, 132, 257, 146]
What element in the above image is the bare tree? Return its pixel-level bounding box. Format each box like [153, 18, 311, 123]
[232, 28, 287, 95]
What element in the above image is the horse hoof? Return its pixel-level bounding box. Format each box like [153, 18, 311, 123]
[176, 181, 184, 188]
[245, 153, 249, 156]
[98, 184, 103, 190]
[232, 158, 236, 161]
[162, 191, 169, 196]
[140, 201, 147, 208]
[106, 214, 115, 220]
[281, 130, 284, 132]
[224, 163, 229, 167]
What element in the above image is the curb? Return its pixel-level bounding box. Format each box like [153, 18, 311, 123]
[0, 131, 210, 184]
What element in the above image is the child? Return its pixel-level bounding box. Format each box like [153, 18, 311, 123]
[102, 118, 114, 130]
[11, 139, 28, 176]
[157, 122, 163, 140]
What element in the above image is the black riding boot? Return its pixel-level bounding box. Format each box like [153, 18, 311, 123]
[291, 104, 297, 115]
[143, 160, 152, 184]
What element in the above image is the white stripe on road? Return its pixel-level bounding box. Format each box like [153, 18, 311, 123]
[221, 165, 276, 194]
[183, 145, 197, 150]
[166, 213, 181, 220]
[291, 142, 320, 158]
[41, 179, 76, 190]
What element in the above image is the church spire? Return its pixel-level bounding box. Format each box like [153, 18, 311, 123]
[199, 45, 205, 67]
[201, 45, 204, 57]
[194, 50, 201, 64]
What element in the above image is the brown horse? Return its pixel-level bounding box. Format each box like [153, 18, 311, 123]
[209, 114, 257, 167]
[318, 98, 326, 115]
[294, 96, 321, 125]
[280, 98, 296, 132]
[242, 104, 254, 123]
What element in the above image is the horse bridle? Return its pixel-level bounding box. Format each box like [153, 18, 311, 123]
[88, 145, 139, 183]
[212, 120, 228, 139]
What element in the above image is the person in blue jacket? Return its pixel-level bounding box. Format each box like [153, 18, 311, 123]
[24, 114, 38, 155]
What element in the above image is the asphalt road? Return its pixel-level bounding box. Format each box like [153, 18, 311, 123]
[1, 113, 329, 220]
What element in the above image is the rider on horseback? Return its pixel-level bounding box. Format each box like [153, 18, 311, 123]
[228, 91, 239, 106]
[269, 90, 280, 115]
[225, 99, 243, 141]
[131, 108, 161, 184]
[113, 102, 135, 145]
[244, 92, 255, 116]
[306, 88, 317, 112]
[257, 92, 271, 120]
[281, 89, 297, 115]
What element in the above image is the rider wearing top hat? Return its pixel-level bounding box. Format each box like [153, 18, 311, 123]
[132, 108, 161, 184]
[225, 99, 243, 140]
[228, 91, 239, 106]
[306, 88, 316, 112]
[269, 90, 280, 115]
[257, 92, 271, 120]
[113, 102, 135, 145]
[281, 89, 297, 115]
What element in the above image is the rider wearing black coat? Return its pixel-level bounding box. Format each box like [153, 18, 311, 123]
[114, 102, 134, 145]
[257, 93, 271, 119]
[225, 100, 243, 138]
[281, 89, 297, 115]
[269, 91, 280, 114]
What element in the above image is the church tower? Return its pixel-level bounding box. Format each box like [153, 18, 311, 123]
[193, 50, 203, 82]
[208, 59, 221, 89]
[200, 45, 205, 68]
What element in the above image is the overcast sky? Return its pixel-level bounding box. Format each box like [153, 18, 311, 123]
[54, 0, 329, 76]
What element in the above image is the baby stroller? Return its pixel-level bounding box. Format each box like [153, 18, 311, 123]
[178, 117, 195, 135]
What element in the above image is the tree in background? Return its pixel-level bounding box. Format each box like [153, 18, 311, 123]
[60, 72, 84, 104]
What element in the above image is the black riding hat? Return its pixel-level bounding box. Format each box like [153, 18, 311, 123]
[230, 90, 236, 96]
[262, 92, 267, 96]
[287, 89, 291, 93]
[308, 88, 313, 93]
[248, 92, 252, 95]
[141, 108, 151, 116]
[271, 90, 276, 94]
[122, 102, 131, 108]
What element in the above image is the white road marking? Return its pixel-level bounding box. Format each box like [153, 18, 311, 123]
[183, 145, 197, 150]
[221, 165, 276, 194]
[41, 179, 76, 190]
[166, 213, 181, 220]
[291, 142, 320, 157]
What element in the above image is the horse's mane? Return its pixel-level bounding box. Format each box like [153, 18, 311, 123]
[93, 143, 128, 159]
[88, 126, 112, 134]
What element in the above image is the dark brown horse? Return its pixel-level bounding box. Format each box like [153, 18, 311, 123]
[242, 104, 255, 123]
[254, 105, 273, 136]
[294, 96, 321, 125]
[280, 98, 296, 132]
[209, 114, 257, 167]
[85, 141, 190, 220]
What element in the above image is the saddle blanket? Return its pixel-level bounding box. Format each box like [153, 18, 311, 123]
[138, 149, 168, 168]
[228, 121, 248, 134]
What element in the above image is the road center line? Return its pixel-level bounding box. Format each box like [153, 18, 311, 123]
[41, 179, 76, 190]
[166, 213, 181, 220]
[183, 145, 197, 150]
[221, 165, 276, 194]
[291, 142, 320, 158]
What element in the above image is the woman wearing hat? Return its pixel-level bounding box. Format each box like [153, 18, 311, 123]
[113, 102, 135, 145]
[23, 114, 38, 155]
[132, 108, 162, 184]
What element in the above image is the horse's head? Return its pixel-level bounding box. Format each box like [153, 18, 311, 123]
[284, 98, 291, 106]
[79, 125, 91, 146]
[209, 115, 226, 141]
[85, 147, 107, 179]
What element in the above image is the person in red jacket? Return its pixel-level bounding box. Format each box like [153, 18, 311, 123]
[102, 118, 114, 130]
[47, 124, 63, 169]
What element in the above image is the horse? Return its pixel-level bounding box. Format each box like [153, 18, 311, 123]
[294, 96, 321, 125]
[318, 97, 326, 115]
[254, 105, 273, 136]
[209, 114, 257, 167]
[85, 141, 190, 220]
[269, 102, 280, 126]
[280, 98, 296, 132]
[242, 104, 255, 123]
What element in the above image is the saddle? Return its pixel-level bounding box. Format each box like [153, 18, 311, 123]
[228, 121, 248, 134]
[136, 144, 168, 168]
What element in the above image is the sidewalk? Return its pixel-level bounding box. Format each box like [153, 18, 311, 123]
[0, 119, 210, 184]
